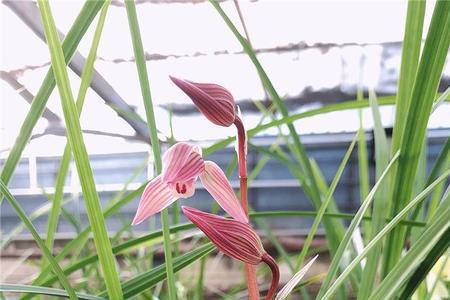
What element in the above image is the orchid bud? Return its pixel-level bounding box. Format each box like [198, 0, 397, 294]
[182, 206, 263, 264]
[182, 206, 280, 300]
[170, 76, 236, 127]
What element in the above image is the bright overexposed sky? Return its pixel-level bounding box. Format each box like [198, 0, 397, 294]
[1, 0, 449, 158]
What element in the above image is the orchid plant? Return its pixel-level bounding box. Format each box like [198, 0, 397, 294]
[133, 77, 316, 300]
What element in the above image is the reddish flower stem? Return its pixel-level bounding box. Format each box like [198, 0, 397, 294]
[262, 253, 280, 300]
[234, 117, 259, 300]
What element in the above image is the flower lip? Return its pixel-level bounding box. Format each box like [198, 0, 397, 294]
[170, 76, 236, 127]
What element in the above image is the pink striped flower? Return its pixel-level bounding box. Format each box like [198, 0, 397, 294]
[170, 76, 236, 127]
[132, 142, 247, 225]
[182, 206, 280, 299]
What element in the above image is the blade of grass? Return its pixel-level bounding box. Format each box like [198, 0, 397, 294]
[320, 169, 450, 299]
[384, 1, 450, 274]
[0, 1, 104, 200]
[0, 284, 102, 300]
[356, 75, 370, 237]
[295, 133, 358, 270]
[37, 1, 123, 298]
[390, 0, 426, 154]
[98, 243, 215, 298]
[405, 136, 450, 241]
[370, 208, 450, 299]
[425, 136, 450, 219]
[26, 184, 146, 295]
[124, 0, 176, 298]
[209, 0, 323, 215]
[317, 151, 400, 298]
[37, 207, 428, 289]
[44, 0, 110, 261]
[399, 228, 450, 299]
[0, 181, 77, 300]
[422, 248, 450, 300]
[204, 96, 397, 156]
[358, 90, 390, 298]
[1, 197, 71, 249]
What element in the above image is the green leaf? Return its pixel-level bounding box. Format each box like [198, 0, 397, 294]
[0, 1, 104, 198]
[28, 185, 147, 292]
[370, 208, 450, 299]
[0, 284, 102, 300]
[390, 0, 426, 154]
[44, 0, 110, 260]
[37, 1, 123, 298]
[317, 151, 400, 299]
[98, 243, 216, 298]
[124, 0, 176, 298]
[204, 96, 397, 157]
[320, 169, 450, 299]
[295, 133, 358, 270]
[399, 227, 450, 299]
[0, 181, 77, 300]
[208, 2, 328, 246]
[358, 90, 391, 298]
[384, 1, 450, 274]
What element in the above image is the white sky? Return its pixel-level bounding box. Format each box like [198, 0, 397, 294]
[1, 0, 449, 157]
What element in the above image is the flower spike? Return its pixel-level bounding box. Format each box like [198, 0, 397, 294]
[170, 76, 236, 127]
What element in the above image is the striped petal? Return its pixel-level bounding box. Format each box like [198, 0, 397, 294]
[170, 76, 236, 127]
[132, 175, 176, 225]
[182, 206, 263, 264]
[199, 161, 248, 223]
[172, 148, 204, 183]
[162, 142, 202, 183]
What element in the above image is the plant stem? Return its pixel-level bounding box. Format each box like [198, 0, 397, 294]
[262, 253, 280, 300]
[234, 117, 259, 300]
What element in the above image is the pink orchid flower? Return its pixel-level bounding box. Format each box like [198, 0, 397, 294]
[132, 142, 247, 225]
[182, 206, 280, 300]
[170, 76, 236, 127]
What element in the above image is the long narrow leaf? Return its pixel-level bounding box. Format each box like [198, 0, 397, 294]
[37, 1, 122, 298]
[44, 0, 110, 258]
[0, 181, 77, 300]
[390, 0, 426, 153]
[124, 0, 177, 298]
[320, 169, 450, 299]
[384, 1, 450, 273]
[317, 151, 400, 298]
[295, 133, 358, 270]
[358, 90, 390, 298]
[370, 208, 450, 299]
[98, 243, 215, 298]
[0, 284, 102, 300]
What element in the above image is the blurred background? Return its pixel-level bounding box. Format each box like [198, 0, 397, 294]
[1, 0, 450, 296]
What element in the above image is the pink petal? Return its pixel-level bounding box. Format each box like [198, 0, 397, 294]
[182, 206, 264, 265]
[167, 179, 196, 198]
[132, 175, 176, 225]
[170, 76, 236, 127]
[162, 142, 203, 183]
[199, 161, 248, 223]
[173, 149, 204, 183]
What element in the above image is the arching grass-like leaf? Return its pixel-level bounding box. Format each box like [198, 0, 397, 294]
[37, 1, 123, 298]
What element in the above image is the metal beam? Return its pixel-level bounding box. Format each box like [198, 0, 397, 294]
[3, 0, 150, 140]
[0, 70, 62, 124]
